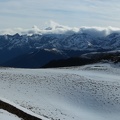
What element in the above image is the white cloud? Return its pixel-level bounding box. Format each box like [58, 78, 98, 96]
[79, 26, 120, 37]
[1, 21, 120, 38]
[0, 21, 79, 35]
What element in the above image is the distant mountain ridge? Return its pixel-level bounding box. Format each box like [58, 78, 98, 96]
[0, 32, 120, 68]
[0, 32, 120, 51]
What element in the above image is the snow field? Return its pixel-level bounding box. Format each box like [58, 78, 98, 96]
[0, 109, 21, 120]
[0, 63, 120, 120]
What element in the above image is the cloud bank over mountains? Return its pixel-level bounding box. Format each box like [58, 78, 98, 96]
[1, 21, 120, 38]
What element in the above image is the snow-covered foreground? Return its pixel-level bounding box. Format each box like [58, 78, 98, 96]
[0, 109, 21, 120]
[0, 63, 120, 120]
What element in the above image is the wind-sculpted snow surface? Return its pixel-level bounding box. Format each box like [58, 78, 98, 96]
[0, 63, 120, 120]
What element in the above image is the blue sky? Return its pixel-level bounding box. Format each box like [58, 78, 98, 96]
[0, 0, 120, 29]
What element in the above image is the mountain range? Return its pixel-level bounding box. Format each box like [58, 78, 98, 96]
[0, 31, 120, 68]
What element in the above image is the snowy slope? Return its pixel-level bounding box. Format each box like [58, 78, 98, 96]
[0, 63, 120, 120]
[0, 109, 21, 120]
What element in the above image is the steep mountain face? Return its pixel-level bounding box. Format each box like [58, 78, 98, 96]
[0, 32, 120, 68]
[103, 33, 120, 49]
